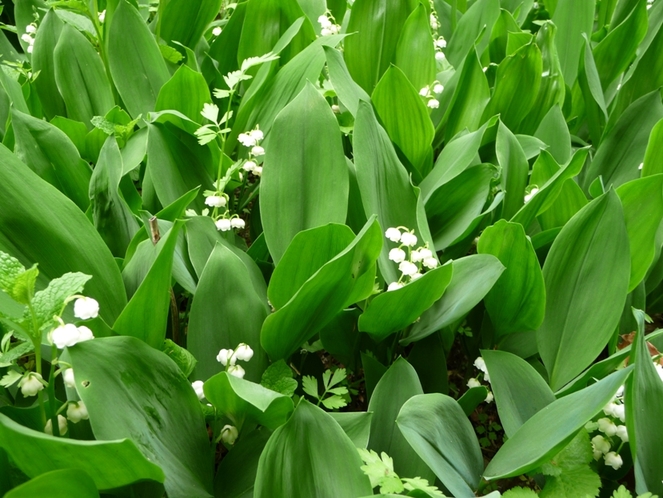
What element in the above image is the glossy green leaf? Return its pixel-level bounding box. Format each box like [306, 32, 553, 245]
[329, 412, 373, 449]
[108, 0, 170, 118]
[368, 358, 433, 481]
[396, 393, 483, 497]
[155, 65, 211, 122]
[534, 105, 571, 165]
[481, 350, 555, 437]
[214, 427, 271, 498]
[31, 9, 66, 120]
[255, 400, 372, 498]
[616, 175, 663, 292]
[393, 4, 436, 90]
[643, 118, 663, 177]
[0, 413, 164, 491]
[478, 220, 546, 338]
[552, 0, 595, 86]
[260, 217, 381, 360]
[344, 0, 418, 93]
[188, 243, 269, 382]
[11, 108, 91, 211]
[482, 41, 542, 131]
[537, 190, 630, 391]
[0, 145, 126, 323]
[426, 164, 494, 251]
[89, 136, 140, 257]
[261, 83, 349, 263]
[496, 121, 529, 219]
[268, 224, 354, 310]
[359, 263, 453, 340]
[583, 90, 663, 191]
[54, 24, 114, 128]
[204, 371, 293, 430]
[4, 469, 98, 498]
[625, 309, 663, 496]
[69, 336, 213, 498]
[113, 221, 182, 348]
[442, 49, 491, 143]
[404, 254, 504, 344]
[324, 46, 371, 117]
[484, 367, 632, 479]
[354, 101, 431, 284]
[372, 66, 434, 181]
[446, 0, 500, 68]
[159, 0, 223, 48]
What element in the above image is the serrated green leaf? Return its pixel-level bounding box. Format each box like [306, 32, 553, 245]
[540, 465, 600, 498]
[611, 485, 633, 498]
[502, 488, 539, 498]
[11, 265, 38, 305]
[260, 360, 297, 397]
[0, 370, 22, 388]
[30, 272, 91, 330]
[321, 395, 347, 410]
[0, 252, 25, 296]
[162, 339, 197, 378]
[0, 341, 34, 367]
[302, 376, 319, 399]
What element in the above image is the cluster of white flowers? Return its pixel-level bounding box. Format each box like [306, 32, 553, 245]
[467, 357, 494, 403]
[434, 36, 447, 63]
[216, 343, 254, 379]
[318, 12, 340, 36]
[49, 297, 98, 349]
[385, 227, 438, 291]
[429, 10, 440, 31]
[419, 83, 444, 109]
[21, 24, 37, 54]
[524, 186, 539, 203]
[238, 127, 265, 177]
[586, 387, 628, 470]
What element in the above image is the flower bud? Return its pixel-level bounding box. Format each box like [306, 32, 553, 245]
[221, 424, 238, 445]
[45, 415, 68, 435]
[66, 401, 89, 423]
[234, 344, 254, 362]
[191, 380, 205, 401]
[74, 296, 100, 320]
[19, 372, 44, 397]
[62, 368, 76, 389]
[212, 26, 222, 36]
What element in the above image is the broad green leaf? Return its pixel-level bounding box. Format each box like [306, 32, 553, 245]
[54, 24, 114, 128]
[354, 101, 431, 284]
[254, 400, 372, 498]
[616, 176, 663, 292]
[421, 118, 497, 201]
[0, 145, 126, 323]
[625, 310, 663, 497]
[260, 218, 381, 360]
[31, 9, 66, 120]
[442, 49, 491, 143]
[344, 0, 418, 93]
[396, 394, 483, 497]
[268, 224, 354, 310]
[214, 427, 271, 498]
[204, 371, 293, 430]
[520, 22, 566, 134]
[368, 358, 433, 482]
[483, 367, 632, 479]
[426, 165, 494, 251]
[482, 41, 543, 131]
[324, 46, 371, 117]
[394, 4, 436, 90]
[372, 66, 435, 181]
[89, 136, 140, 257]
[534, 105, 571, 165]
[159, 0, 223, 48]
[69, 337, 213, 498]
[261, 83, 349, 263]
[0, 66, 28, 115]
[446, 0, 500, 68]
[583, 90, 663, 191]
[496, 121, 529, 219]
[478, 220, 546, 338]
[146, 122, 215, 212]
[501, 0, 535, 24]
[329, 412, 373, 449]
[643, 118, 663, 177]
[108, 0, 170, 118]
[552, 0, 595, 86]
[593, 0, 648, 90]
[578, 37, 609, 146]
[0, 413, 164, 491]
[155, 65, 211, 122]
[11, 108, 92, 211]
[113, 222, 182, 348]
[404, 254, 504, 345]
[4, 469, 98, 498]
[481, 350, 555, 437]
[31, 272, 91, 330]
[188, 243, 269, 382]
[359, 263, 453, 340]
[537, 190, 630, 391]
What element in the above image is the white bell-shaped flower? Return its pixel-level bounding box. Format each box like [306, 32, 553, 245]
[76, 326, 94, 343]
[51, 324, 82, 349]
[385, 228, 401, 242]
[398, 261, 418, 276]
[427, 99, 440, 109]
[19, 372, 44, 397]
[238, 133, 257, 147]
[243, 160, 257, 172]
[230, 218, 246, 229]
[423, 257, 439, 269]
[216, 348, 235, 366]
[215, 219, 232, 231]
[249, 129, 264, 142]
[466, 377, 481, 389]
[205, 195, 227, 208]
[62, 368, 76, 389]
[221, 424, 239, 445]
[212, 26, 222, 36]
[226, 364, 245, 379]
[66, 401, 89, 423]
[45, 415, 68, 435]
[251, 145, 265, 157]
[191, 380, 205, 401]
[388, 248, 406, 263]
[597, 417, 618, 437]
[616, 425, 629, 442]
[74, 297, 99, 320]
[604, 451, 623, 470]
[400, 232, 418, 247]
[591, 435, 611, 460]
[234, 344, 254, 362]
[387, 282, 403, 292]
